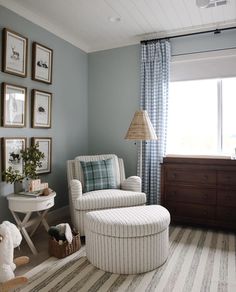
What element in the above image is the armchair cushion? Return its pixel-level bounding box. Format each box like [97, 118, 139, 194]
[80, 159, 117, 192]
[74, 189, 146, 211]
[121, 176, 141, 192]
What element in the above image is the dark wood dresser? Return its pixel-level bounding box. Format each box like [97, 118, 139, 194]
[161, 157, 236, 230]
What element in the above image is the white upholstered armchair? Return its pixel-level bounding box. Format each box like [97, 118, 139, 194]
[67, 154, 146, 235]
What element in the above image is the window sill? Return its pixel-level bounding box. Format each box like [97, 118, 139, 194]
[165, 154, 232, 160]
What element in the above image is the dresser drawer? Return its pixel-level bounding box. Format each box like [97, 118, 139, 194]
[217, 189, 236, 207]
[166, 203, 215, 220]
[217, 171, 236, 186]
[217, 207, 236, 221]
[166, 169, 216, 185]
[165, 186, 216, 205]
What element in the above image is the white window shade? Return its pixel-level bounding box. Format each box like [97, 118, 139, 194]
[171, 48, 236, 81]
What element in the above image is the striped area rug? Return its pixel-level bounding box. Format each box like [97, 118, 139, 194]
[19, 225, 236, 292]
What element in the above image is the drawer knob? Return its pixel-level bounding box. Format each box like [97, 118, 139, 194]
[202, 193, 208, 199]
[203, 210, 208, 215]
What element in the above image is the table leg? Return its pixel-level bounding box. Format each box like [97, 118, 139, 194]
[30, 209, 49, 236]
[10, 211, 38, 255]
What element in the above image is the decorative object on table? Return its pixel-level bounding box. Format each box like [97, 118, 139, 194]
[48, 224, 80, 259]
[0, 221, 29, 291]
[32, 42, 53, 84]
[2, 142, 45, 193]
[32, 137, 52, 174]
[43, 188, 53, 196]
[2, 28, 28, 77]
[1, 82, 27, 128]
[29, 179, 48, 192]
[7, 192, 56, 255]
[31, 89, 52, 128]
[125, 110, 157, 178]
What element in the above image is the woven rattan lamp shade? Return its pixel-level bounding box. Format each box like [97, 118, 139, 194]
[125, 110, 157, 140]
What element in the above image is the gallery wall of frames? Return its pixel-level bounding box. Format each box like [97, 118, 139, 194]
[1, 27, 53, 177]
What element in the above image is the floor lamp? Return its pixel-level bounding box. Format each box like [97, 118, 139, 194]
[125, 110, 157, 179]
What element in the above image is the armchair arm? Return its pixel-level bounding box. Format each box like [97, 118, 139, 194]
[121, 176, 141, 192]
[70, 179, 83, 201]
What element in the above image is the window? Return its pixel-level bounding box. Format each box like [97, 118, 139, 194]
[166, 77, 236, 156]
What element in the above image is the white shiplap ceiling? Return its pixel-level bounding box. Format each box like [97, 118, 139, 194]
[0, 0, 236, 52]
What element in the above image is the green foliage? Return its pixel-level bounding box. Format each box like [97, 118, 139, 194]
[3, 143, 45, 183]
[3, 166, 25, 183]
[21, 143, 45, 179]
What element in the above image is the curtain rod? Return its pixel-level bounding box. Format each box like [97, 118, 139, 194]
[140, 26, 236, 44]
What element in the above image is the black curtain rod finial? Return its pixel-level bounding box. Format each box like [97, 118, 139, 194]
[214, 29, 221, 35]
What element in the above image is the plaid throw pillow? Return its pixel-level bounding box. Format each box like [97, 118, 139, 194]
[80, 159, 117, 192]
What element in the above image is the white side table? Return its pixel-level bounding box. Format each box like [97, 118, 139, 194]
[7, 192, 56, 255]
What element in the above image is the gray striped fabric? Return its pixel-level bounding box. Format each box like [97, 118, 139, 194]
[121, 176, 141, 192]
[20, 225, 236, 292]
[67, 156, 147, 236]
[85, 205, 170, 237]
[74, 189, 146, 211]
[85, 206, 170, 274]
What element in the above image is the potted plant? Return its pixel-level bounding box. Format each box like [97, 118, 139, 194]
[3, 144, 45, 193]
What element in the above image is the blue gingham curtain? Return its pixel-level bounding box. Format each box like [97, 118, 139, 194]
[140, 40, 171, 204]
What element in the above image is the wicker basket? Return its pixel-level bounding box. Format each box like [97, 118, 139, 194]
[48, 232, 81, 258]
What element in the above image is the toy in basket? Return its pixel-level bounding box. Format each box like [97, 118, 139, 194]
[48, 223, 81, 258]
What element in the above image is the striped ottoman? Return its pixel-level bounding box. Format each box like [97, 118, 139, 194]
[85, 205, 170, 274]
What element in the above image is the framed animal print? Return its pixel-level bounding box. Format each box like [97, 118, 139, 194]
[2, 28, 28, 77]
[32, 42, 53, 84]
[2, 83, 27, 127]
[32, 137, 52, 174]
[32, 89, 52, 128]
[2, 137, 27, 175]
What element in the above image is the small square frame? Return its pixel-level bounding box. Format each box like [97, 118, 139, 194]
[32, 89, 52, 128]
[2, 137, 27, 176]
[32, 42, 53, 84]
[2, 28, 28, 77]
[1, 82, 27, 128]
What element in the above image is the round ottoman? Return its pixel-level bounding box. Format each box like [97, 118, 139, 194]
[85, 205, 170, 274]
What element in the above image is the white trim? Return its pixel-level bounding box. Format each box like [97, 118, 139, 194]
[1, 0, 236, 53]
[0, 0, 89, 52]
[172, 48, 236, 63]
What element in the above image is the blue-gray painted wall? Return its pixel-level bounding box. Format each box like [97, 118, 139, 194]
[1, 4, 236, 222]
[0, 6, 88, 222]
[88, 29, 236, 177]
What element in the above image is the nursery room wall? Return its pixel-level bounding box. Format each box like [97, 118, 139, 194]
[0, 5, 88, 222]
[88, 28, 236, 177]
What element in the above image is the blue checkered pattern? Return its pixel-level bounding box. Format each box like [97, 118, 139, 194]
[81, 159, 117, 192]
[139, 40, 171, 204]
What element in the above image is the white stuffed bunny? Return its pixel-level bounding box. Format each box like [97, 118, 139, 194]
[0, 221, 22, 283]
